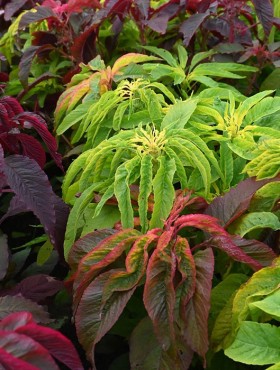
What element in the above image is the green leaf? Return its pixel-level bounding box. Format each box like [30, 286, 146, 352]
[150, 156, 176, 229]
[250, 289, 280, 319]
[266, 363, 280, 370]
[177, 45, 188, 69]
[219, 142, 233, 190]
[56, 102, 90, 135]
[243, 96, 280, 126]
[37, 239, 54, 266]
[189, 50, 215, 72]
[260, 69, 280, 91]
[161, 99, 198, 131]
[225, 321, 280, 365]
[138, 155, 153, 233]
[114, 158, 140, 229]
[249, 181, 280, 212]
[143, 46, 178, 67]
[82, 204, 120, 236]
[230, 212, 280, 237]
[64, 184, 97, 260]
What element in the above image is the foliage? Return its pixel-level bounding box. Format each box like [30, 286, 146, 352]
[68, 190, 276, 369]
[0, 311, 83, 369]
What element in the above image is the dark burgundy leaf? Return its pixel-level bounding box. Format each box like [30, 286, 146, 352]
[32, 31, 58, 47]
[0, 104, 12, 129]
[4, 0, 28, 21]
[19, 45, 54, 87]
[0, 97, 24, 117]
[0, 346, 39, 370]
[184, 248, 214, 365]
[231, 236, 276, 267]
[0, 330, 59, 369]
[180, 11, 210, 46]
[3, 155, 57, 247]
[16, 323, 83, 370]
[205, 178, 274, 227]
[0, 234, 9, 281]
[6, 275, 63, 302]
[70, 24, 97, 63]
[252, 0, 273, 35]
[0, 295, 50, 323]
[19, 6, 57, 29]
[15, 112, 63, 170]
[13, 133, 46, 168]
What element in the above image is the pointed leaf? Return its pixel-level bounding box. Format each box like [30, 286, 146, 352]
[75, 270, 135, 363]
[180, 12, 210, 47]
[150, 156, 176, 229]
[184, 248, 214, 363]
[230, 212, 280, 237]
[161, 100, 198, 131]
[138, 154, 153, 233]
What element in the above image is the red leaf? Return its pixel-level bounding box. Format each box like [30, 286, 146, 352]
[13, 133, 46, 168]
[73, 229, 140, 309]
[174, 236, 196, 319]
[184, 248, 214, 365]
[231, 236, 276, 267]
[68, 229, 116, 271]
[0, 330, 59, 369]
[70, 25, 97, 63]
[206, 235, 262, 271]
[205, 178, 274, 228]
[175, 213, 227, 235]
[16, 112, 63, 171]
[102, 233, 158, 300]
[0, 312, 33, 331]
[0, 346, 38, 370]
[16, 323, 83, 370]
[143, 230, 176, 350]
[75, 269, 135, 365]
[63, 0, 101, 13]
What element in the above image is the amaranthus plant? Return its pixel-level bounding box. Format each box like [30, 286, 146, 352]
[68, 190, 275, 369]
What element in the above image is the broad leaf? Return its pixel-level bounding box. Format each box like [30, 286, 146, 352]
[250, 289, 280, 319]
[0, 346, 39, 370]
[161, 100, 198, 131]
[225, 322, 280, 365]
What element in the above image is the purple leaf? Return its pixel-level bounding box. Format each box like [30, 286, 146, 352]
[19, 6, 56, 29]
[16, 323, 83, 370]
[205, 178, 273, 227]
[0, 330, 59, 369]
[184, 248, 214, 365]
[0, 296, 51, 324]
[0, 195, 32, 224]
[3, 155, 57, 249]
[252, 0, 273, 35]
[4, 0, 28, 21]
[5, 275, 63, 303]
[19, 45, 54, 87]
[52, 194, 69, 259]
[0, 97, 24, 117]
[134, 0, 150, 19]
[147, 1, 180, 34]
[180, 11, 210, 46]
[0, 234, 9, 281]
